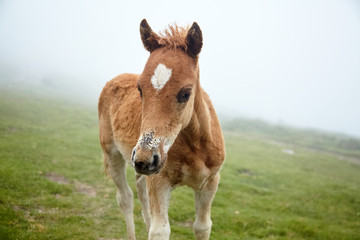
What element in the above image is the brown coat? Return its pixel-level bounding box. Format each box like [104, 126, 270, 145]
[98, 19, 225, 240]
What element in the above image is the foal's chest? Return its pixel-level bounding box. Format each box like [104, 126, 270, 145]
[180, 163, 213, 191]
[167, 153, 220, 191]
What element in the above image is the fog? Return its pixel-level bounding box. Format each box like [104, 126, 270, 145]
[1, 0, 359, 137]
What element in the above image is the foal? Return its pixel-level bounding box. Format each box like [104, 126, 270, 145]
[98, 19, 225, 240]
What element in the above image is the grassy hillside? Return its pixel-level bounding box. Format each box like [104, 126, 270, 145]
[1, 88, 359, 239]
[222, 118, 360, 160]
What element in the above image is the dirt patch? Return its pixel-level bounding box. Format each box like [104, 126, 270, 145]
[178, 220, 193, 228]
[237, 168, 253, 175]
[36, 206, 58, 214]
[75, 180, 96, 197]
[44, 172, 96, 197]
[6, 126, 18, 133]
[45, 172, 70, 184]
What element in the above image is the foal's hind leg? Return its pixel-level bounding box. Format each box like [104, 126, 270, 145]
[106, 151, 135, 240]
[193, 174, 220, 240]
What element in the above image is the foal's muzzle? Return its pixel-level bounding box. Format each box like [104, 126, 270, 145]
[131, 147, 164, 175]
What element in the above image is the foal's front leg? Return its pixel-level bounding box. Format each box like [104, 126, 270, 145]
[146, 175, 172, 240]
[135, 173, 151, 232]
[193, 174, 220, 240]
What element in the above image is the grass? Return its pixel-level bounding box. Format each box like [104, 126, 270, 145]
[222, 117, 360, 159]
[0, 87, 359, 239]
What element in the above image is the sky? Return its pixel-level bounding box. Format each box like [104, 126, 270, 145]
[0, 0, 359, 136]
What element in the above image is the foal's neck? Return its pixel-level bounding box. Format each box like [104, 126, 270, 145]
[181, 75, 212, 148]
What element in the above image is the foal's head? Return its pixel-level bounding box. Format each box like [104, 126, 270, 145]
[132, 19, 203, 175]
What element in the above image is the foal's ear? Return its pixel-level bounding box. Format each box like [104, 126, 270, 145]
[140, 19, 161, 52]
[185, 22, 203, 58]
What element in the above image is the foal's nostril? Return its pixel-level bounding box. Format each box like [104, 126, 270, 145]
[149, 154, 159, 171]
[131, 148, 136, 163]
[153, 154, 159, 165]
[135, 161, 145, 170]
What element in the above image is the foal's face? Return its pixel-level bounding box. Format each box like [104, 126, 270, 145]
[132, 49, 198, 175]
[131, 19, 203, 175]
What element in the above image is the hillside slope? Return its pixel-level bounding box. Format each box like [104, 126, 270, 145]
[1, 88, 359, 239]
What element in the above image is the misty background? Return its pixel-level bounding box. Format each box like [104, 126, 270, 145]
[0, 0, 359, 137]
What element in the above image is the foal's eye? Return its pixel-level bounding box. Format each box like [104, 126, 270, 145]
[177, 88, 192, 103]
[137, 85, 142, 98]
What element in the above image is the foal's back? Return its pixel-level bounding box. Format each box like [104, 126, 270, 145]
[98, 73, 141, 163]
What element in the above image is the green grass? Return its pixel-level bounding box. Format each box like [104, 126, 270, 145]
[222, 117, 360, 159]
[1, 88, 359, 239]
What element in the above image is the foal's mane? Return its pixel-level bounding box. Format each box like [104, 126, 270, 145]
[153, 24, 190, 51]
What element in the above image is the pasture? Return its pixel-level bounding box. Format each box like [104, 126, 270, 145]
[0, 88, 359, 239]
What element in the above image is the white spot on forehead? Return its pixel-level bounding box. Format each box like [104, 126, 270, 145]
[151, 63, 172, 90]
